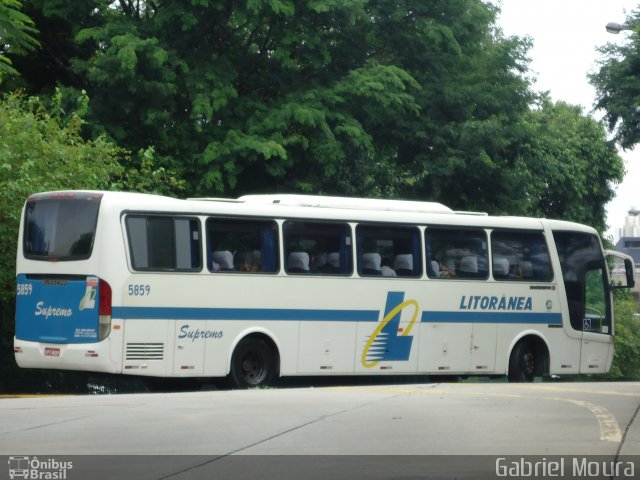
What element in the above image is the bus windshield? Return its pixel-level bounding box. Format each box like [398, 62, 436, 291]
[23, 193, 102, 261]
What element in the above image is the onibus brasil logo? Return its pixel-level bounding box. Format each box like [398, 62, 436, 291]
[361, 292, 419, 368]
[8, 456, 73, 479]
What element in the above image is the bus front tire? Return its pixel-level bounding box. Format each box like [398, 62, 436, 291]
[508, 341, 536, 383]
[229, 337, 277, 388]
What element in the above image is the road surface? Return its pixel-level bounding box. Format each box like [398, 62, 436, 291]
[1, 381, 638, 479]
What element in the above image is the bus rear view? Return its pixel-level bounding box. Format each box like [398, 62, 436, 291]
[14, 192, 114, 372]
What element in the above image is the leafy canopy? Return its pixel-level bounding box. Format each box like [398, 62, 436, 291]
[591, 8, 640, 149]
[0, 0, 39, 80]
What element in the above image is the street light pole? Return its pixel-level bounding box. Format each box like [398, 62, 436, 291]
[606, 22, 631, 34]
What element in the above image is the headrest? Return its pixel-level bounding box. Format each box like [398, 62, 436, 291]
[393, 254, 413, 271]
[288, 251, 310, 271]
[459, 255, 478, 273]
[362, 252, 381, 271]
[493, 256, 509, 276]
[212, 250, 234, 269]
[327, 252, 340, 268]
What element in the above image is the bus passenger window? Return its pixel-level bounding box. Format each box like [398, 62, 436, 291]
[283, 221, 352, 275]
[126, 215, 201, 272]
[356, 225, 422, 278]
[425, 228, 488, 280]
[491, 231, 552, 282]
[206, 218, 279, 274]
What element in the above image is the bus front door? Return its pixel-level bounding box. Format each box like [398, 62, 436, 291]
[553, 231, 613, 375]
[579, 267, 612, 374]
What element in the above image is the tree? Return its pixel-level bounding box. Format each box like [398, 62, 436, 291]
[7, 0, 625, 232]
[608, 291, 640, 379]
[0, 0, 39, 80]
[9, 1, 535, 204]
[591, 9, 640, 150]
[354, 0, 536, 210]
[0, 92, 123, 302]
[518, 100, 624, 232]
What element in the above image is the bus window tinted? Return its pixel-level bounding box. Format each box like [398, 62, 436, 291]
[425, 228, 488, 279]
[283, 221, 352, 275]
[206, 218, 279, 273]
[23, 194, 102, 261]
[491, 231, 553, 282]
[127, 216, 201, 271]
[356, 225, 422, 277]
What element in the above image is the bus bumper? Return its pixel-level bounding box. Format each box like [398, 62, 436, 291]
[13, 337, 121, 374]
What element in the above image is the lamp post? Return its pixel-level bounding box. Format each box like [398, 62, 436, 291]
[606, 22, 631, 34]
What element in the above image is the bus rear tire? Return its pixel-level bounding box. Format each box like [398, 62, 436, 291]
[508, 341, 536, 383]
[229, 336, 277, 388]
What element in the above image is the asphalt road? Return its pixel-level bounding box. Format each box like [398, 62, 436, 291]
[1, 381, 638, 479]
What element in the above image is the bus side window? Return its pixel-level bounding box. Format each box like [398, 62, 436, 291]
[425, 227, 488, 280]
[126, 215, 202, 272]
[283, 221, 352, 275]
[206, 218, 279, 274]
[356, 224, 422, 278]
[491, 230, 553, 282]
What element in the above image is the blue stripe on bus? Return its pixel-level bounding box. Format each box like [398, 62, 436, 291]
[421, 311, 562, 325]
[112, 306, 563, 325]
[112, 306, 380, 322]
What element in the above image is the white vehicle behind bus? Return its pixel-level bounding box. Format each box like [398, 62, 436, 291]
[14, 191, 635, 388]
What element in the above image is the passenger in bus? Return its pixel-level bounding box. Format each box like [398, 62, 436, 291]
[520, 261, 533, 279]
[509, 263, 524, 280]
[240, 251, 261, 272]
[380, 256, 397, 277]
[432, 257, 455, 278]
[240, 257, 259, 272]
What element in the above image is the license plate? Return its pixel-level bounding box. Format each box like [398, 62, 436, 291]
[44, 347, 60, 357]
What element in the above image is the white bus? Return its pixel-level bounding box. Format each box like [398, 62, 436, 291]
[14, 191, 635, 388]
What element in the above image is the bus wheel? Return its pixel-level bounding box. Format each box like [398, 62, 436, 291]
[508, 341, 536, 383]
[229, 337, 277, 388]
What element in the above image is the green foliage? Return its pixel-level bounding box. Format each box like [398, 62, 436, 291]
[518, 100, 625, 232]
[608, 291, 640, 379]
[0, 3, 595, 232]
[0, 89, 188, 304]
[591, 9, 640, 150]
[0, 0, 39, 80]
[113, 146, 188, 196]
[2, 1, 621, 235]
[0, 92, 122, 302]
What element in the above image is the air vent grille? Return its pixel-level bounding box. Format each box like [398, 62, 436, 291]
[126, 343, 164, 360]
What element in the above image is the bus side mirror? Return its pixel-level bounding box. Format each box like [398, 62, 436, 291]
[624, 258, 635, 289]
[606, 250, 636, 289]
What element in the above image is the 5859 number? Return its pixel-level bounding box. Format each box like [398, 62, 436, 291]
[128, 284, 151, 296]
[16, 283, 33, 296]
